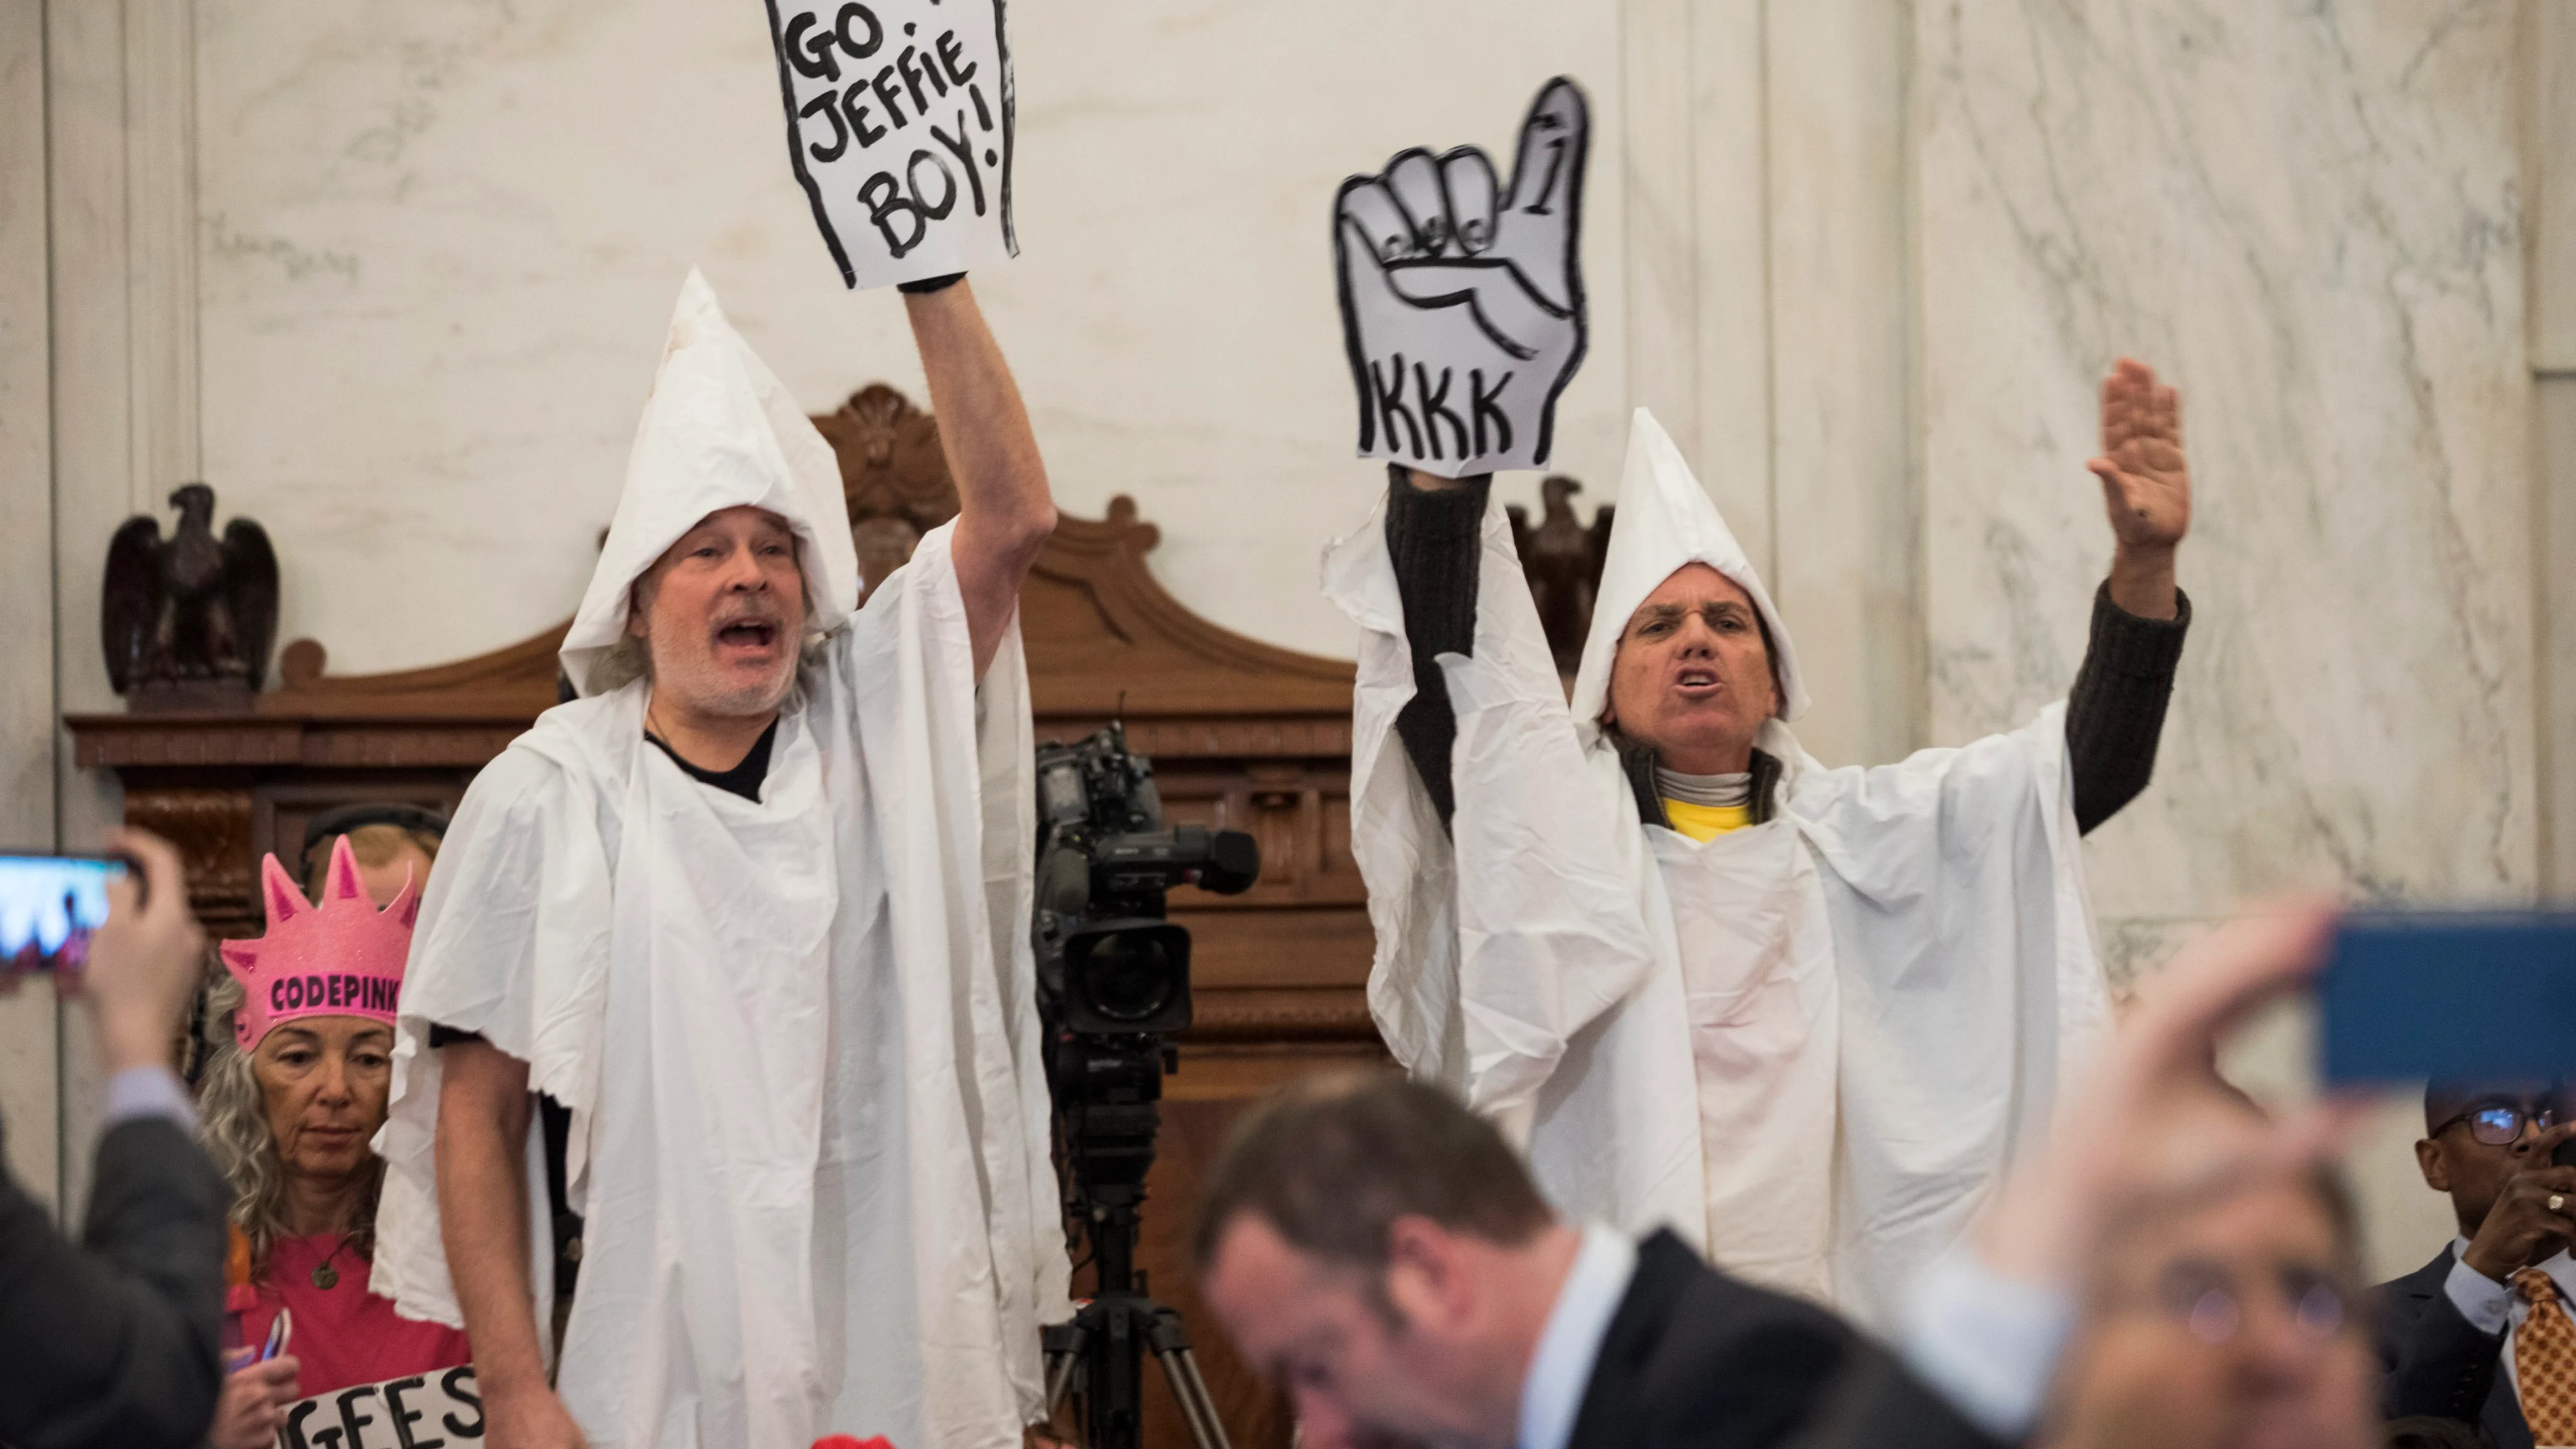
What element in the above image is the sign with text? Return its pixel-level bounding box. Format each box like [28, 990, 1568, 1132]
[273, 1365, 480, 1449]
[763, 0, 1017, 289]
[1333, 78, 1590, 477]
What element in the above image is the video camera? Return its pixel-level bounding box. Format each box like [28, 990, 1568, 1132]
[1033, 724, 1258, 1044]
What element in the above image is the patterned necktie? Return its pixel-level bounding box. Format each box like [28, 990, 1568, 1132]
[2515, 1268, 2576, 1446]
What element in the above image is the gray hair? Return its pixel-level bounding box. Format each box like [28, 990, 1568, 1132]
[199, 976, 383, 1273]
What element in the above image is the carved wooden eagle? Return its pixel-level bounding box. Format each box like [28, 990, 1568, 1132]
[1507, 474, 1614, 678]
[102, 483, 280, 694]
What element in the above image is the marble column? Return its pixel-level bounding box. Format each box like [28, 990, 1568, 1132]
[43, 0, 197, 1217]
[1765, 0, 1921, 770]
[2528, 0, 2576, 902]
[0, 0, 58, 1213]
[1914, 0, 2535, 1276]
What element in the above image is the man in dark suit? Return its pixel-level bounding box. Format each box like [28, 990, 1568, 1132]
[2372, 1082, 2576, 1449]
[0, 831, 231, 1449]
[1189, 1073, 2014, 1449]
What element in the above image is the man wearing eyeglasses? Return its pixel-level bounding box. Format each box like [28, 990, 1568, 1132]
[2373, 1084, 2576, 1449]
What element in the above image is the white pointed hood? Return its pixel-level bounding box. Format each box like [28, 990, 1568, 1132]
[561, 269, 860, 695]
[1567, 408, 1809, 732]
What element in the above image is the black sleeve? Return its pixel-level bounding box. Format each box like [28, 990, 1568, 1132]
[2375, 1282, 2509, 1426]
[1384, 464, 1493, 835]
[2066, 582, 2191, 835]
[0, 1115, 228, 1449]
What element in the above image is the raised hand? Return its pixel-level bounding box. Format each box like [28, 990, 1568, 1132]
[81, 829, 206, 1073]
[2087, 358, 2190, 618]
[1973, 901, 2347, 1289]
[1335, 79, 1589, 478]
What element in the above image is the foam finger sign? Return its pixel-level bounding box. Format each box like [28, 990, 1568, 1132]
[763, 0, 1017, 289]
[1335, 77, 1590, 478]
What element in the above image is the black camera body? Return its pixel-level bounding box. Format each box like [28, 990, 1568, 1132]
[1033, 727, 1258, 1038]
[1033, 726, 1258, 1223]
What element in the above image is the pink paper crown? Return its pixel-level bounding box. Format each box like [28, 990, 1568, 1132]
[218, 835, 419, 1050]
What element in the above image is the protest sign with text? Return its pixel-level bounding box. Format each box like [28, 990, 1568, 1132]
[763, 0, 1016, 289]
[1334, 78, 1590, 477]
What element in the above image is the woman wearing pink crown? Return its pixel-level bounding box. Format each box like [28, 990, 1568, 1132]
[198, 836, 474, 1449]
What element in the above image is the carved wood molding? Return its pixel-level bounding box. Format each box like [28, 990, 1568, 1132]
[1185, 988, 1376, 1043]
[265, 625, 567, 721]
[1021, 497, 1352, 719]
[813, 384, 960, 602]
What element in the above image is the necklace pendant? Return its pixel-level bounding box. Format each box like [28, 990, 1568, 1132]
[311, 1261, 339, 1290]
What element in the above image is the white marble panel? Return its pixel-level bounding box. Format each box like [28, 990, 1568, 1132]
[127, 0, 198, 496]
[1765, 0, 1921, 770]
[2528, 0, 2576, 371]
[47, 0, 147, 1219]
[1687, 1, 1776, 579]
[2541, 377, 2576, 899]
[189, 0, 1628, 671]
[1623, 0, 1706, 466]
[0, 0, 57, 1212]
[1916, 0, 2535, 919]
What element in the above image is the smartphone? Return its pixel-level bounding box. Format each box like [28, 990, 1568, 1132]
[2321, 913, 2576, 1085]
[0, 852, 128, 975]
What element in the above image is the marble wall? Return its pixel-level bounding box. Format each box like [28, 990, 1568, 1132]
[1916, 0, 2540, 1271]
[0, 0, 58, 1208]
[7, 0, 2563, 1280]
[186, 0, 1632, 675]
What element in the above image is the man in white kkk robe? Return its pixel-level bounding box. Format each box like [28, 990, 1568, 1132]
[1324, 361, 2197, 1326]
[371, 268, 1068, 1449]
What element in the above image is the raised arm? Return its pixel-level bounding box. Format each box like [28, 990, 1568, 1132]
[0, 831, 227, 1449]
[1386, 467, 1493, 833]
[904, 279, 1057, 679]
[2066, 358, 2193, 833]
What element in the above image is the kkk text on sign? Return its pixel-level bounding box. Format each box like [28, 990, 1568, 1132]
[763, 0, 1016, 289]
[1333, 78, 1590, 477]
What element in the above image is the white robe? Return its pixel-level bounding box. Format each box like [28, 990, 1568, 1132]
[374, 525, 1069, 1448]
[1326, 411, 2109, 1327]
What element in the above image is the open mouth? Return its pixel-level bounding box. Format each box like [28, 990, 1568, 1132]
[1673, 667, 1721, 697]
[713, 619, 780, 652]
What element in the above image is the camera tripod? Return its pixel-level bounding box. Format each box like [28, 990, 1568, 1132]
[1041, 1204, 1231, 1449]
[1041, 1084, 1233, 1449]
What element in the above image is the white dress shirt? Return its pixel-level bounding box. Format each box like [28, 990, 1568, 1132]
[1896, 1245, 2078, 1440]
[1518, 1224, 1638, 1449]
[100, 1065, 196, 1131]
[2443, 1235, 2576, 1396]
[1513, 1226, 2074, 1449]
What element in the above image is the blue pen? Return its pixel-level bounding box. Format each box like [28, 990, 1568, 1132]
[259, 1307, 291, 1363]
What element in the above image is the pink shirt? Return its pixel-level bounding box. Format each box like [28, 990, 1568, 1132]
[227, 1233, 474, 1400]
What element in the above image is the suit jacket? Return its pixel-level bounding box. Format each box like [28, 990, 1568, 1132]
[2373, 1244, 2531, 1449]
[0, 1105, 228, 1449]
[1567, 1230, 2011, 1449]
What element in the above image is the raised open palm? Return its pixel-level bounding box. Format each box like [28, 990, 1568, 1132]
[2087, 357, 2190, 552]
[1335, 78, 1589, 477]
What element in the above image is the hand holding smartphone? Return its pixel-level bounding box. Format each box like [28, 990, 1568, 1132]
[0, 852, 130, 979]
